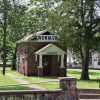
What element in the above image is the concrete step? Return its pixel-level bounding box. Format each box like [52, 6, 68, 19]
[79, 94, 100, 99]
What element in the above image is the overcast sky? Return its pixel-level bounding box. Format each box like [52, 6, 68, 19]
[24, 0, 30, 4]
[15, 0, 29, 5]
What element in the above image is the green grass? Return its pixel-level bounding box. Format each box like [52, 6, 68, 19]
[67, 69, 100, 88]
[0, 85, 31, 90]
[39, 82, 59, 89]
[10, 68, 100, 89]
[0, 68, 31, 90]
[11, 70, 59, 89]
[1, 67, 100, 89]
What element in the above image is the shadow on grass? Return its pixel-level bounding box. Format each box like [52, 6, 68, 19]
[77, 79, 99, 83]
[0, 85, 32, 90]
[0, 67, 12, 73]
[68, 69, 100, 79]
[67, 70, 82, 75]
[89, 71, 100, 76]
[39, 76, 58, 79]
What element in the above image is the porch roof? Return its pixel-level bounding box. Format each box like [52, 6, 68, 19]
[35, 44, 67, 55]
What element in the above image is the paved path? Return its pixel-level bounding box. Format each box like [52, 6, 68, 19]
[7, 73, 46, 90]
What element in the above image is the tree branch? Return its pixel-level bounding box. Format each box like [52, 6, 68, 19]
[80, 0, 85, 26]
[91, 18, 100, 29]
[92, 27, 100, 34]
[0, 20, 3, 28]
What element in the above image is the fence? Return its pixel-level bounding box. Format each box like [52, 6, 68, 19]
[0, 77, 79, 100]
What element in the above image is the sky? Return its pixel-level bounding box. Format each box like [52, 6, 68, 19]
[95, 0, 100, 16]
[24, 0, 30, 4]
[15, 0, 29, 5]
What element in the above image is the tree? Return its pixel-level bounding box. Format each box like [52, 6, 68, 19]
[0, 0, 30, 73]
[29, 0, 51, 31]
[35, 0, 100, 80]
[1, 0, 8, 75]
[73, 0, 100, 80]
[54, 0, 100, 80]
[8, 0, 29, 70]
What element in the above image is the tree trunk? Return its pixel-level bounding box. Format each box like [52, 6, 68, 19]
[80, 47, 90, 80]
[3, 0, 7, 75]
[11, 44, 17, 70]
[64, 53, 67, 76]
[64, 45, 67, 77]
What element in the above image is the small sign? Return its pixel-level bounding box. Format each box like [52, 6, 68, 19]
[33, 35, 58, 41]
[42, 51, 58, 55]
[46, 52, 58, 55]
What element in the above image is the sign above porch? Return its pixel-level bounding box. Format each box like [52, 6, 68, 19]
[17, 30, 59, 43]
[31, 30, 59, 42]
[35, 44, 66, 55]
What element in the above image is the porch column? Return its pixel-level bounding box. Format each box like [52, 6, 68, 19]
[60, 54, 65, 68]
[38, 54, 43, 77]
[60, 54, 65, 77]
[39, 54, 43, 68]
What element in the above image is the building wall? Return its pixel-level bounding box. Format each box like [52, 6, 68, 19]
[16, 43, 28, 75]
[27, 42, 52, 76]
[17, 42, 67, 76]
[67, 51, 100, 69]
[27, 53, 39, 76]
[92, 52, 100, 68]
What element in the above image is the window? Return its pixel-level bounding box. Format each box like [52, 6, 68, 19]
[94, 59, 97, 61]
[98, 59, 100, 65]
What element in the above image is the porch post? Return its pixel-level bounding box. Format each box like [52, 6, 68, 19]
[39, 54, 43, 68]
[60, 54, 64, 68]
[38, 54, 43, 77]
[59, 54, 65, 77]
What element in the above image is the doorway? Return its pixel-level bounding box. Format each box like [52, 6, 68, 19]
[43, 55, 51, 76]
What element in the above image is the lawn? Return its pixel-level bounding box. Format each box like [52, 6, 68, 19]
[10, 70, 59, 89]
[0, 67, 100, 89]
[10, 68, 100, 89]
[67, 69, 100, 88]
[0, 68, 31, 90]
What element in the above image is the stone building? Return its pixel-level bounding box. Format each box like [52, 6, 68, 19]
[16, 30, 67, 76]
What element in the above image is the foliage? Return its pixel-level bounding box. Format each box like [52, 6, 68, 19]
[0, 0, 100, 79]
[0, 0, 33, 71]
[74, 0, 100, 80]
[30, 0, 100, 80]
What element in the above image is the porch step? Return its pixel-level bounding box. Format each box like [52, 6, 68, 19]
[79, 94, 100, 99]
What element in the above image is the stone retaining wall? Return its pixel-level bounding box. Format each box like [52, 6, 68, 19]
[0, 77, 79, 100]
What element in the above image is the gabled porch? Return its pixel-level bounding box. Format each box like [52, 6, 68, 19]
[35, 44, 67, 77]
